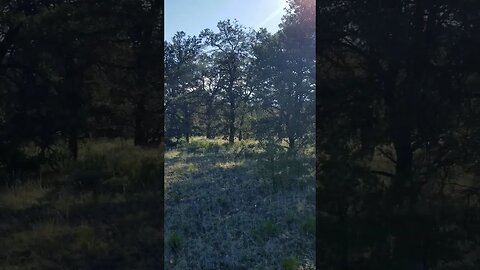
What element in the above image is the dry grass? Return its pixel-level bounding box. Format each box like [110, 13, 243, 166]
[0, 181, 49, 210]
[164, 137, 315, 269]
[0, 139, 162, 269]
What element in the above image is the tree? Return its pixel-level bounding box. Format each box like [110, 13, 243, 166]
[316, 0, 480, 268]
[196, 53, 225, 139]
[252, 0, 315, 151]
[200, 20, 252, 143]
[164, 32, 202, 142]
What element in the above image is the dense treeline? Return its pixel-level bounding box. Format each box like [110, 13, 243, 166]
[1, 1, 163, 268]
[0, 0, 162, 179]
[316, 1, 480, 269]
[164, 0, 315, 151]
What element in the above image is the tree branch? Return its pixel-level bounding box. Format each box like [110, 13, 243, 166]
[376, 146, 397, 164]
[370, 170, 395, 178]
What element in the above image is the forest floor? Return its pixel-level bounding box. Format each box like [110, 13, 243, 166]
[0, 140, 162, 269]
[164, 137, 315, 270]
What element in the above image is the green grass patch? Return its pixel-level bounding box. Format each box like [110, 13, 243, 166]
[167, 231, 183, 253]
[252, 220, 278, 241]
[0, 181, 49, 210]
[215, 160, 244, 169]
[282, 256, 300, 270]
[302, 216, 316, 236]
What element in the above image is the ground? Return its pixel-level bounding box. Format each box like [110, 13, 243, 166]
[164, 137, 315, 269]
[0, 140, 162, 269]
[0, 138, 315, 269]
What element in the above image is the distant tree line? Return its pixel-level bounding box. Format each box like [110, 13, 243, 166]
[164, 0, 315, 150]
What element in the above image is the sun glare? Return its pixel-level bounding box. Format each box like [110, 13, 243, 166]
[255, 0, 289, 29]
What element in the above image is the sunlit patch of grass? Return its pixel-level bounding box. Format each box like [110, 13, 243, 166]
[0, 181, 49, 210]
[165, 150, 181, 159]
[177, 136, 260, 156]
[215, 160, 244, 169]
[170, 162, 198, 173]
[185, 163, 197, 173]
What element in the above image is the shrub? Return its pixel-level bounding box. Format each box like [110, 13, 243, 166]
[256, 142, 311, 192]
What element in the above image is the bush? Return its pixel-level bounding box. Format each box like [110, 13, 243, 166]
[256, 142, 310, 192]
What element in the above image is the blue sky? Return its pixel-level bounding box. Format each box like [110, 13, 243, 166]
[165, 0, 289, 41]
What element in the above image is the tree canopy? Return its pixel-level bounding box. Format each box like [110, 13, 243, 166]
[316, 1, 480, 268]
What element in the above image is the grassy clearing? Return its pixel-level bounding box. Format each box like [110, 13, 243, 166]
[165, 136, 315, 269]
[0, 139, 162, 269]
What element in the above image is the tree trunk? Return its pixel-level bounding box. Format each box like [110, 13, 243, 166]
[228, 101, 235, 143]
[64, 53, 82, 160]
[206, 99, 214, 139]
[227, 84, 235, 143]
[392, 127, 413, 208]
[133, 0, 161, 146]
[183, 105, 190, 143]
[227, 64, 236, 144]
[206, 122, 212, 139]
[68, 129, 78, 161]
[339, 205, 349, 270]
[238, 114, 244, 141]
[134, 96, 147, 146]
[285, 112, 295, 151]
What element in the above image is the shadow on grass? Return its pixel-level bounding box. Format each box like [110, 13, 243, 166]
[0, 183, 162, 270]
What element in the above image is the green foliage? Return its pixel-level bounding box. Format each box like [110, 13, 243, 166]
[315, 0, 480, 268]
[252, 220, 278, 242]
[256, 141, 311, 192]
[282, 256, 300, 270]
[261, 220, 276, 237]
[302, 216, 315, 236]
[167, 231, 183, 253]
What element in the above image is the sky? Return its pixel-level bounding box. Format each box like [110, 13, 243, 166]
[165, 0, 289, 41]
